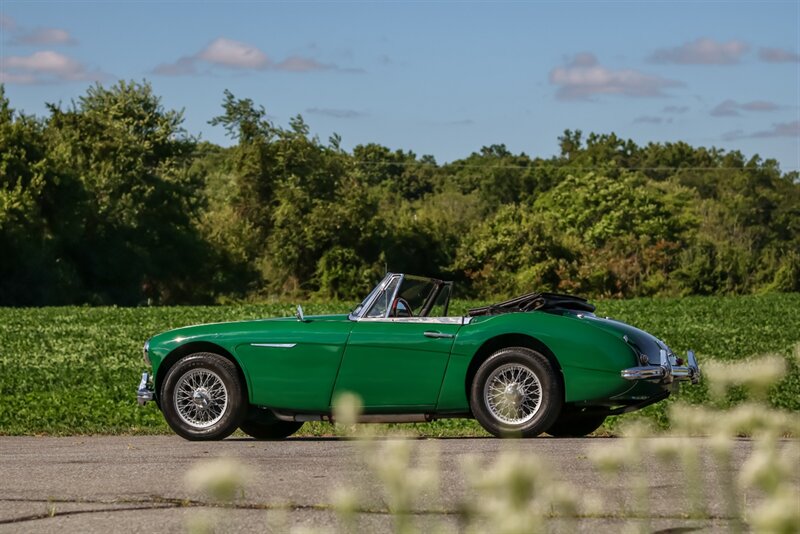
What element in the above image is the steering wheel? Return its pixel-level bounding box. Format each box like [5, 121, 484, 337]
[391, 297, 414, 318]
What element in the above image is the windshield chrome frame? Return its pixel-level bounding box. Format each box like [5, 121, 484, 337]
[348, 273, 402, 321]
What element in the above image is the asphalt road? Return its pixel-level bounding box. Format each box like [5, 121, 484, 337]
[0, 435, 793, 533]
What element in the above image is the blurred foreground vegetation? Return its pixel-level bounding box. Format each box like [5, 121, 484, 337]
[1, 81, 798, 306]
[185, 356, 800, 534]
[0, 293, 797, 436]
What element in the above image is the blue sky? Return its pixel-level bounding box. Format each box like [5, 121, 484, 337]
[1, 1, 798, 171]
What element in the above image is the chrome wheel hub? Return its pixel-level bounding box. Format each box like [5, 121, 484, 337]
[504, 384, 525, 407]
[174, 369, 228, 428]
[484, 363, 542, 425]
[192, 390, 212, 409]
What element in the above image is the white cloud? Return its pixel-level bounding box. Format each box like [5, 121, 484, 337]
[197, 37, 270, 70]
[10, 27, 77, 46]
[153, 37, 342, 76]
[568, 52, 598, 68]
[152, 56, 197, 76]
[0, 50, 105, 84]
[648, 38, 749, 65]
[711, 99, 780, 117]
[723, 120, 799, 140]
[759, 47, 800, 63]
[663, 105, 689, 114]
[751, 120, 800, 138]
[4, 51, 82, 77]
[306, 107, 366, 119]
[711, 100, 740, 117]
[740, 100, 779, 112]
[550, 53, 681, 100]
[0, 71, 37, 84]
[633, 116, 668, 124]
[721, 129, 745, 141]
[276, 56, 330, 72]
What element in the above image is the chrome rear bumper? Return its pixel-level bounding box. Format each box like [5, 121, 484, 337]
[621, 349, 701, 384]
[137, 372, 154, 406]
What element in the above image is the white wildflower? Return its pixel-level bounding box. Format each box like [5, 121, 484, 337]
[649, 436, 684, 461]
[463, 450, 580, 534]
[185, 509, 217, 534]
[748, 487, 800, 534]
[705, 355, 786, 400]
[740, 440, 799, 495]
[184, 457, 249, 502]
[332, 392, 363, 430]
[331, 486, 359, 516]
[669, 402, 714, 435]
[588, 444, 626, 474]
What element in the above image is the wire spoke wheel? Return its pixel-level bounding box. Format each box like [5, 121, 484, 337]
[174, 368, 228, 429]
[161, 352, 245, 441]
[483, 362, 542, 425]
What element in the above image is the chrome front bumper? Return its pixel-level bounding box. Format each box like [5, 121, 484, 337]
[137, 372, 154, 406]
[621, 349, 701, 384]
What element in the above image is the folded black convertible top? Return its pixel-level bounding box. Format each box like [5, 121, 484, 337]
[467, 291, 595, 317]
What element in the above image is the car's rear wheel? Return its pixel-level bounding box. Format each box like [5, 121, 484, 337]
[546, 409, 607, 437]
[160, 352, 246, 441]
[240, 408, 304, 440]
[470, 347, 563, 438]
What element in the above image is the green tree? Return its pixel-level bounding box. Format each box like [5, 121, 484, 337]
[454, 204, 580, 297]
[443, 145, 539, 209]
[0, 86, 82, 304]
[6, 78, 800, 303]
[46, 80, 208, 304]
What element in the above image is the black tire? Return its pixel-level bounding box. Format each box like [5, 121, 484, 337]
[160, 352, 246, 441]
[470, 347, 563, 438]
[546, 410, 607, 437]
[240, 408, 304, 440]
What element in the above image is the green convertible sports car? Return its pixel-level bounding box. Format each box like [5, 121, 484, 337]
[137, 273, 700, 440]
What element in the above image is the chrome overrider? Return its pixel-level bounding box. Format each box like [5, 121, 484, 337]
[137, 372, 154, 406]
[621, 349, 701, 384]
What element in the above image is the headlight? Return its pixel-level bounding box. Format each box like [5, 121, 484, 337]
[623, 335, 650, 365]
[143, 338, 151, 366]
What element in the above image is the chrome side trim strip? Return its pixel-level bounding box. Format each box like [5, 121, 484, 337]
[250, 343, 297, 348]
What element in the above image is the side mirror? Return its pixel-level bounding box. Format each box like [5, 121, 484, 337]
[295, 305, 305, 322]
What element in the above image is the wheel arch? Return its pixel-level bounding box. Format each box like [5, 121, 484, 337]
[464, 333, 564, 406]
[155, 341, 251, 403]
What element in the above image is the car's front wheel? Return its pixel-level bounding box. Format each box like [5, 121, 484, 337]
[470, 347, 563, 438]
[240, 408, 304, 440]
[160, 352, 246, 441]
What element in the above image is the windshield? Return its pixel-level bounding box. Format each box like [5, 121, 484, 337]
[351, 273, 454, 320]
[393, 277, 437, 316]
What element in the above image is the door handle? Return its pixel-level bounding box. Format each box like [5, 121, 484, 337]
[424, 331, 454, 339]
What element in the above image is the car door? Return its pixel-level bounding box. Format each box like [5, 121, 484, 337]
[331, 318, 462, 409]
[235, 316, 354, 411]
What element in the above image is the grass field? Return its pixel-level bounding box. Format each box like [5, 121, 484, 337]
[0, 293, 798, 436]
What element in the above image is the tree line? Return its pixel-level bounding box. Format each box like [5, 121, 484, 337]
[1, 81, 798, 306]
